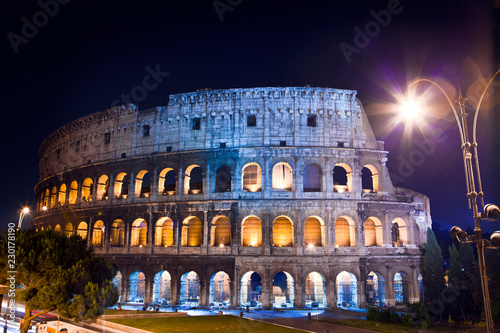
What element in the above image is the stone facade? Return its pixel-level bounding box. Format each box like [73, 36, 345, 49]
[32, 87, 431, 308]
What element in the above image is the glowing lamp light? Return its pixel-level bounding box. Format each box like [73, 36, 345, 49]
[335, 244, 339, 248]
[139, 245, 143, 248]
[308, 243, 315, 249]
[400, 100, 421, 120]
[22, 207, 30, 214]
[42, 206, 48, 211]
[219, 243, 224, 248]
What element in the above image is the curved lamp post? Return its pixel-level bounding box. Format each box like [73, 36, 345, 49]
[17, 207, 30, 230]
[403, 70, 500, 333]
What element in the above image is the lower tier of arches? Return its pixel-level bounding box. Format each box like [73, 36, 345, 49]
[106, 255, 423, 308]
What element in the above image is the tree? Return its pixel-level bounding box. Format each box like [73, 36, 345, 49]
[422, 228, 447, 321]
[0, 230, 119, 333]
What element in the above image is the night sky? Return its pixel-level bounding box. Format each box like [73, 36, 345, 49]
[2, 0, 500, 237]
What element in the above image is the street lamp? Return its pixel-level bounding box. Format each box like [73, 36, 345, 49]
[17, 207, 30, 230]
[401, 69, 500, 333]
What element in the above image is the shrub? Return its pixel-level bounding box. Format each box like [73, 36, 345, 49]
[401, 314, 414, 327]
[381, 309, 392, 323]
[390, 312, 401, 324]
[367, 308, 380, 321]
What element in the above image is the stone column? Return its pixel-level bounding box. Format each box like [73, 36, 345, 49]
[129, 170, 135, 204]
[295, 270, 304, 308]
[203, 210, 209, 254]
[92, 175, 98, 204]
[357, 279, 366, 308]
[108, 171, 115, 205]
[152, 165, 158, 202]
[297, 209, 303, 255]
[171, 275, 179, 306]
[104, 218, 110, 254]
[383, 212, 392, 247]
[232, 266, 239, 307]
[145, 272, 154, 303]
[147, 210, 154, 253]
[87, 216, 94, 247]
[328, 268, 337, 307]
[385, 268, 395, 307]
[121, 278, 129, 303]
[125, 217, 132, 254]
[200, 274, 208, 306]
[264, 212, 271, 255]
[261, 268, 271, 308]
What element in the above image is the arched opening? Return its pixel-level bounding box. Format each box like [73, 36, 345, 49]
[241, 216, 262, 247]
[336, 271, 358, 308]
[135, 170, 151, 198]
[272, 162, 293, 191]
[240, 271, 262, 307]
[96, 175, 109, 201]
[184, 165, 203, 194]
[335, 217, 355, 247]
[215, 165, 232, 192]
[131, 219, 147, 247]
[242, 163, 262, 192]
[209, 271, 231, 306]
[395, 272, 410, 304]
[303, 164, 321, 192]
[361, 165, 379, 193]
[159, 168, 176, 195]
[364, 217, 383, 247]
[333, 164, 352, 193]
[129, 271, 145, 302]
[81, 178, 93, 202]
[54, 224, 61, 233]
[305, 272, 326, 308]
[44, 189, 50, 207]
[272, 271, 294, 308]
[110, 219, 125, 247]
[58, 184, 66, 206]
[113, 271, 122, 302]
[50, 186, 57, 209]
[304, 216, 324, 247]
[153, 270, 171, 305]
[47, 226, 52, 231]
[181, 216, 202, 247]
[392, 218, 408, 247]
[210, 216, 231, 247]
[180, 271, 200, 306]
[272, 216, 294, 247]
[64, 223, 74, 237]
[114, 173, 129, 199]
[155, 217, 174, 247]
[69, 181, 78, 204]
[92, 220, 104, 247]
[77, 222, 88, 239]
[366, 272, 386, 307]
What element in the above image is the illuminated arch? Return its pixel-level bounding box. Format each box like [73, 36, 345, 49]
[50, 186, 57, 209]
[129, 271, 145, 302]
[392, 218, 408, 247]
[211, 216, 231, 247]
[159, 168, 176, 195]
[54, 224, 61, 233]
[135, 170, 151, 198]
[333, 163, 352, 193]
[241, 216, 262, 247]
[77, 222, 88, 239]
[181, 216, 202, 247]
[184, 165, 203, 194]
[131, 218, 147, 247]
[335, 216, 355, 247]
[272, 216, 294, 247]
[58, 184, 66, 206]
[114, 172, 129, 199]
[43, 188, 49, 207]
[364, 217, 383, 247]
[110, 219, 125, 247]
[81, 178, 93, 202]
[303, 163, 322, 192]
[64, 223, 74, 237]
[336, 271, 357, 307]
[92, 220, 105, 247]
[96, 175, 109, 201]
[366, 271, 385, 307]
[209, 271, 231, 305]
[272, 271, 294, 308]
[394, 271, 411, 304]
[272, 162, 293, 191]
[69, 180, 78, 204]
[240, 271, 262, 306]
[362, 164, 379, 193]
[305, 272, 326, 308]
[242, 163, 262, 192]
[153, 270, 171, 304]
[155, 217, 174, 247]
[180, 271, 200, 306]
[304, 216, 325, 247]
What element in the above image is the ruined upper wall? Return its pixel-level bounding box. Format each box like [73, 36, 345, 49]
[38, 87, 384, 179]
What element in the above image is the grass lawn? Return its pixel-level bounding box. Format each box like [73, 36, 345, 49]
[104, 309, 151, 315]
[319, 318, 459, 333]
[108, 315, 306, 332]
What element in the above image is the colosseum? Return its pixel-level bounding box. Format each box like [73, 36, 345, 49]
[32, 86, 431, 309]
